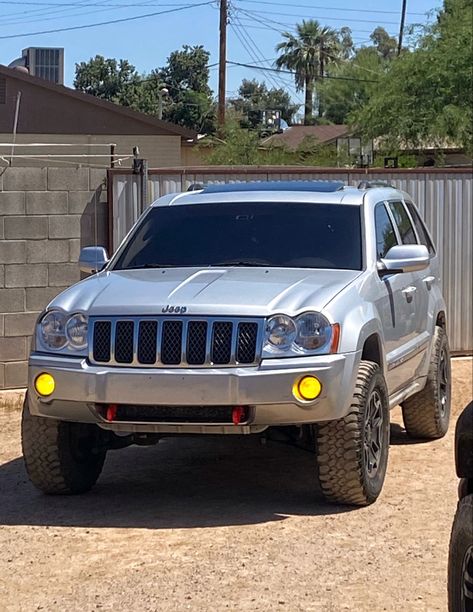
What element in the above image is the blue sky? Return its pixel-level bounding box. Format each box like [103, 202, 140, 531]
[0, 0, 442, 112]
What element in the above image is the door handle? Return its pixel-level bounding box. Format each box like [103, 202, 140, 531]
[423, 276, 435, 290]
[402, 286, 417, 302]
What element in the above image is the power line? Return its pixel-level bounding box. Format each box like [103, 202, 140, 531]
[0, 0, 170, 27]
[236, 8, 399, 37]
[0, 1, 213, 39]
[231, 17, 285, 91]
[227, 60, 379, 82]
[236, 0, 427, 17]
[238, 6, 409, 26]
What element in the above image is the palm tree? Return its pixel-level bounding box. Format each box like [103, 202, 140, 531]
[275, 20, 341, 124]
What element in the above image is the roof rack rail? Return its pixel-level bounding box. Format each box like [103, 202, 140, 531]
[201, 180, 346, 194]
[187, 183, 204, 192]
[358, 180, 394, 190]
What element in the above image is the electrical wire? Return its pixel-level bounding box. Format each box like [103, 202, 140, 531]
[0, 0, 191, 27]
[238, 6, 407, 27]
[227, 60, 379, 83]
[0, 1, 213, 39]
[235, 0, 427, 17]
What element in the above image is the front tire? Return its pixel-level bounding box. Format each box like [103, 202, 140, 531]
[448, 495, 473, 612]
[315, 361, 390, 506]
[402, 325, 451, 439]
[21, 395, 107, 495]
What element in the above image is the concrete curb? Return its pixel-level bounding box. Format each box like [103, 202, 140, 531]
[0, 389, 26, 412]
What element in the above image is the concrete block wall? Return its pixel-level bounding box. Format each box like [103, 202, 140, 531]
[0, 167, 108, 389]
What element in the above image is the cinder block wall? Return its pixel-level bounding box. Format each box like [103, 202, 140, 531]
[0, 167, 108, 389]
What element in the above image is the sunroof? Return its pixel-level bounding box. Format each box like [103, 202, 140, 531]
[201, 180, 345, 194]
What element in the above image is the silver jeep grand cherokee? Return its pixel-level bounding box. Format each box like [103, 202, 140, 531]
[22, 181, 451, 505]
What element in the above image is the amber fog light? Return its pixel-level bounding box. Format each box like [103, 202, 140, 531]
[34, 373, 55, 397]
[293, 375, 322, 402]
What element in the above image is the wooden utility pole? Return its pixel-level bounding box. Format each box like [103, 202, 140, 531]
[397, 0, 407, 56]
[218, 0, 228, 128]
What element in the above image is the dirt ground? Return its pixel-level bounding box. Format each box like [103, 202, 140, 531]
[0, 360, 471, 612]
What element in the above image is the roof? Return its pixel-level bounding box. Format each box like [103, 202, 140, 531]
[0, 65, 196, 140]
[262, 125, 350, 150]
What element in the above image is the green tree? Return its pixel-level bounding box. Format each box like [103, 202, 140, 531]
[320, 47, 386, 124]
[228, 79, 298, 126]
[74, 46, 216, 133]
[275, 19, 341, 123]
[353, 0, 473, 155]
[158, 45, 215, 132]
[340, 27, 355, 59]
[74, 55, 140, 104]
[370, 27, 398, 60]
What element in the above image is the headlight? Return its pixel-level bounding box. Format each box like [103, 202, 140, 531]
[265, 315, 297, 351]
[295, 312, 332, 351]
[65, 313, 88, 349]
[263, 312, 338, 356]
[39, 311, 88, 352]
[40, 311, 67, 349]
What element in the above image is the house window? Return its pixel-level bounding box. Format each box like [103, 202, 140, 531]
[0, 78, 6, 104]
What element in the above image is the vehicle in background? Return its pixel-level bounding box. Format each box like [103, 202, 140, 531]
[448, 400, 473, 611]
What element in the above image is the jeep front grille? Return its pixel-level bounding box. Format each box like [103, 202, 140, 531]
[89, 316, 263, 368]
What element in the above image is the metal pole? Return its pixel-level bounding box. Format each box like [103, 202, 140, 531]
[218, 0, 228, 129]
[10, 91, 22, 167]
[158, 92, 163, 121]
[397, 0, 407, 56]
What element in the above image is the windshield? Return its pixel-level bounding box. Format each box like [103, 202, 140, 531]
[113, 202, 362, 271]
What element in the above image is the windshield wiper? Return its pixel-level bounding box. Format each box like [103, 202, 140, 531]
[209, 260, 268, 267]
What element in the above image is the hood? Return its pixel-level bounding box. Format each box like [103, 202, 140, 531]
[50, 267, 361, 317]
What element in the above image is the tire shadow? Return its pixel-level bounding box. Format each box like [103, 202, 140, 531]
[390, 422, 434, 446]
[0, 435, 358, 530]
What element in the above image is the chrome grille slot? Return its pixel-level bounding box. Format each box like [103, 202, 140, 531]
[212, 322, 233, 364]
[137, 320, 158, 364]
[161, 320, 183, 365]
[115, 321, 134, 363]
[237, 322, 259, 364]
[93, 321, 111, 362]
[89, 316, 262, 368]
[186, 321, 207, 365]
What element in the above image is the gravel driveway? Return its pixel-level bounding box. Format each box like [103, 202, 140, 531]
[0, 359, 471, 611]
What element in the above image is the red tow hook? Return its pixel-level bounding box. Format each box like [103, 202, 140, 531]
[106, 404, 118, 422]
[232, 406, 246, 425]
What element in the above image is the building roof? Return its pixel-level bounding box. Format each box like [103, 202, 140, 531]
[262, 124, 350, 150]
[0, 64, 196, 140]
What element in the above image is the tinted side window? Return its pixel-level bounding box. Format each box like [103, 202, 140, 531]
[405, 201, 435, 254]
[388, 201, 417, 244]
[375, 203, 398, 258]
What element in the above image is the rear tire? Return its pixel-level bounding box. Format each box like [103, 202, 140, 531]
[21, 395, 107, 495]
[315, 360, 390, 506]
[402, 325, 451, 439]
[448, 494, 473, 612]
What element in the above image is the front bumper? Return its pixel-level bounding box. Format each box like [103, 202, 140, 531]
[28, 351, 361, 433]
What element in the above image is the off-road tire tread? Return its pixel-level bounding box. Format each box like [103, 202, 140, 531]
[448, 494, 473, 611]
[315, 361, 388, 506]
[21, 397, 105, 495]
[401, 326, 450, 440]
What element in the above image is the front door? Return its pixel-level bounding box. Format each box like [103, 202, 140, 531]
[373, 202, 418, 393]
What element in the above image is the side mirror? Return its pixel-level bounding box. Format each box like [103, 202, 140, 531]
[79, 246, 109, 274]
[378, 244, 429, 275]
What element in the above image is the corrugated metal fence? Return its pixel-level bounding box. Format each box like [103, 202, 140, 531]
[109, 166, 473, 354]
